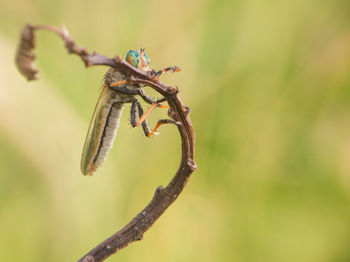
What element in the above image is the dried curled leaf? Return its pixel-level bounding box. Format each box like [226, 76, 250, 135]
[15, 24, 38, 80]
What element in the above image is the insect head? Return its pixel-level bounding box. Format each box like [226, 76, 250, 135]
[125, 48, 150, 72]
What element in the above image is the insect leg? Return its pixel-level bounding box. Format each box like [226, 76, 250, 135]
[131, 99, 180, 137]
[137, 89, 169, 107]
[152, 66, 181, 79]
[135, 103, 158, 127]
[147, 119, 180, 138]
[135, 100, 173, 127]
[108, 81, 169, 108]
[130, 99, 151, 136]
[136, 100, 151, 137]
[108, 81, 139, 95]
[110, 80, 127, 87]
[109, 80, 169, 108]
[130, 99, 138, 127]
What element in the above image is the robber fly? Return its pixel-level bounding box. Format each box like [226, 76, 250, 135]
[81, 48, 180, 176]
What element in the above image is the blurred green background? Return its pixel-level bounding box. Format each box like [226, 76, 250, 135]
[1, 0, 350, 261]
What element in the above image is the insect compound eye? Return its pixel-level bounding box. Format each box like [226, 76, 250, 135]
[125, 50, 139, 68]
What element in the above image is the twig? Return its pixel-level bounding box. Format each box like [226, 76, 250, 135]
[15, 24, 197, 262]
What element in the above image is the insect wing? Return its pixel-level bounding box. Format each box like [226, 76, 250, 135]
[81, 86, 121, 175]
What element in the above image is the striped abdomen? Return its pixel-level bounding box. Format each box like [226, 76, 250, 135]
[81, 86, 126, 175]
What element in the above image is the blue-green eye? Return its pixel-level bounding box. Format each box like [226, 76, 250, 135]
[125, 50, 139, 68]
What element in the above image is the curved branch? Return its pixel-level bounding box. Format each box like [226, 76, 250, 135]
[15, 24, 197, 262]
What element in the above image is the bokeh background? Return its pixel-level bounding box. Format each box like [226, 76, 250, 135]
[1, 0, 350, 261]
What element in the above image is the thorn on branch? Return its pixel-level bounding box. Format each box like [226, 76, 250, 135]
[135, 234, 143, 241]
[114, 55, 123, 63]
[184, 106, 190, 115]
[187, 159, 197, 171]
[149, 186, 167, 203]
[155, 186, 166, 197]
[166, 86, 179, 96]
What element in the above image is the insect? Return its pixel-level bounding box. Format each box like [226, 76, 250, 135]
[81, 48, 181, 176]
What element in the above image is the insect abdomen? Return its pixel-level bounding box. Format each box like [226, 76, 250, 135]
[93, 103, 124, 168]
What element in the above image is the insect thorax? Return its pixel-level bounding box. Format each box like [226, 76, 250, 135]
[104, 68, 141, 102]
[104, 68, 126, 85]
